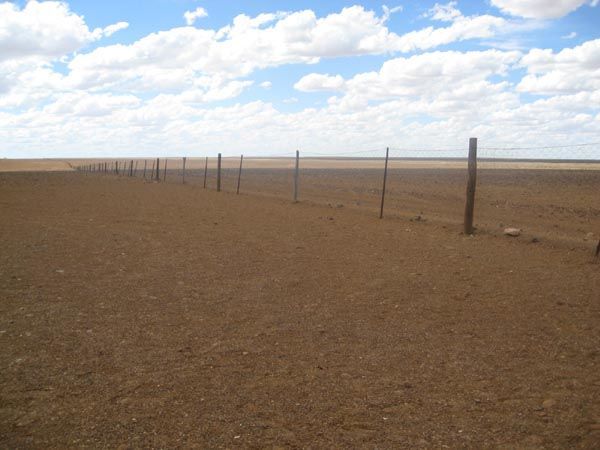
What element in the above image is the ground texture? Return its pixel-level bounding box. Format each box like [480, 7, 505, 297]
[1, 171, 599, 448]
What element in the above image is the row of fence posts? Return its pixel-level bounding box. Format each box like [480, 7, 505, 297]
[75, 138, 479, 234]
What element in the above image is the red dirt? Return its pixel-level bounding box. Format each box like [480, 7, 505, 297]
[1, 171, 599, 448]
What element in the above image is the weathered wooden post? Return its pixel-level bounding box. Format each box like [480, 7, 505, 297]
[464, 137, 478, 235]
[143, 160, 147, 178]
[217, 153, 222, 192]
[182, 157, 187, 184]
[236, 154, 243, 194]
[293, 150, 300, 203]
[380, 147, 390, 219]
[155, 158, 160, 181]
[133, 161, 138, 177]
[163, 158, 168, 182]
[203, 157, 208, 189]
[129, 160, 133, 177]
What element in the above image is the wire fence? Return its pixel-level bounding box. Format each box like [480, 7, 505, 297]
[76, 139, 600, 247]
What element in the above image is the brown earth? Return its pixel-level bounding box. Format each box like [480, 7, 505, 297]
[1, 170, 599, 448]
[0, 160, 74, 172]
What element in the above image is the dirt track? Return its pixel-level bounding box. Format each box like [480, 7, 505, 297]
[1, 171, 600, 448]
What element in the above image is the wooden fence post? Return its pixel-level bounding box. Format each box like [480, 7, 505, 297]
[182, 157, 187, 184]
[134, 161, 138, 177]
[155, 158, 160, 182]
[236, 154, 243, 194]
[464, 137, 478, 235]
[203, 157, 208, 189]
[143, 160, 147, 178]
[163, 158, 168, 182]
[380, 147, 390, 219]
[293, 150, 299, 203]
[217, 153, 222, 192]
[129, 160, 133, 177]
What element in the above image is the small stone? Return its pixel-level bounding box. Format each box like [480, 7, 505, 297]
[504, 228, 521, 237]
[542, 399, 556, 409]
[584, 232, 595, 241]
[335, 203, 344, 208]
[531, 237, 540, 243]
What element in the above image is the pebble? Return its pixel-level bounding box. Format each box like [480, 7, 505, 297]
[504, 228, 521, 237]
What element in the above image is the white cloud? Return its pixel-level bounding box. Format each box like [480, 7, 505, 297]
[518, 39, 600, 94]
[97, 22, 129, 38]
[184, 7, 208, 26]
[62, 5, 506, 94]
[561, 31, 577, 39]
[0, 1, 127, 63]
[296, 50, 520, 101]
[1, 3, 598, 158]
[427, 2, 462, 22]
[294, 74, 346, 92]
[490, 0, 598, 19]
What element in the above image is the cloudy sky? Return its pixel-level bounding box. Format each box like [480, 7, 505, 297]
[1, 0, 599, 158]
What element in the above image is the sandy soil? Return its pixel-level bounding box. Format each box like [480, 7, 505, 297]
[0, 160, 74, 172]
[3, 157, 600, 173]
[1, 171, 599, 448]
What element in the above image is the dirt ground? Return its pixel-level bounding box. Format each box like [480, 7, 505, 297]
[0, 160, 74, 172]
[1, 170, 599, 448]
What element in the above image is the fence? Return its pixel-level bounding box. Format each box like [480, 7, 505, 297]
[75, 139, 600, 247]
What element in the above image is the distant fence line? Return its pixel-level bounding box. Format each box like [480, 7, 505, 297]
[75, 138, 600, 238]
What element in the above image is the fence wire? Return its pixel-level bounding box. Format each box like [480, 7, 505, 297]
[76, 139, 600, 245]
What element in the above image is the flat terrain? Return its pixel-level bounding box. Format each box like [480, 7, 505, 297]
[1, 171, 599, 448]
[0, 160, 74, 172]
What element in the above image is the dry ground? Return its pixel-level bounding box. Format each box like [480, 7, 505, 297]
[1, 171, 599, 448]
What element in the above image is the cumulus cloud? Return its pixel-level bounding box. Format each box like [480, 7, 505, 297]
[0, 3, 598, 157]
[294, 74, 346, 92]
[97, 22, 129, 38]
[61, 5, 506, 93]
[0, 0, 127, 63]
[184, 7, 208, 26]
[427, 2, 462, 22]
[518, 39, 600, 94]
[296, 50, 520, 101]
[490, 0, 598, 19]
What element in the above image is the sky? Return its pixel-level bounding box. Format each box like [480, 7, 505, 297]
[0, 0, 599, 159]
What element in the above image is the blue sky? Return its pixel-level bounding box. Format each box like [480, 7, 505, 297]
[1, 0, 599, 158]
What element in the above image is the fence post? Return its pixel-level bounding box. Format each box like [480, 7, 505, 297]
[203, 157, 208, 189]
[129, 160, 133, 177]
[143, 160, 147, 178]
[380, 147, 390, 219]
[155, 158, 160, 181]
[236, 154, 243, 194]
[163, 158, 168, 182]
[182, 157, 187, 184]
[134, 161, 138, 177]
[293, 150, 299, 203]
[217, 153, 222, 192]
[464, 137, 478, 235]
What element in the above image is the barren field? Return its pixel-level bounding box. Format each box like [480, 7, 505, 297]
[1, 170, 600, 448]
